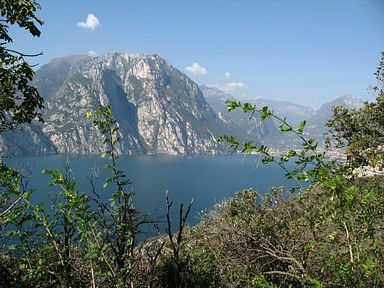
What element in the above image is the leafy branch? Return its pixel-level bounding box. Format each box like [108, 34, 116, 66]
[219, 100, 335, 192]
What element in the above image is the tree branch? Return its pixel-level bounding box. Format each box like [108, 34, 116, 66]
[264, 270, 301, 280]
[0, 194, 23, 218]
[4, 48, 43, 58]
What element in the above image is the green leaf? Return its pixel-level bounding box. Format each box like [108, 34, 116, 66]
[218, 135, 240, 149]
[361, 188, 375, 205]
[327, 231, 337, 241]
[225, 100, 241, 112]
[343, 185, 357, 204]
[260, 106, 272, 120]
[279, 122, 293, 133]
[242, 102, 256, 114]
[262, 155, 275, 164]
[297, 120, 306, 135]
[242, 142, 256, 153]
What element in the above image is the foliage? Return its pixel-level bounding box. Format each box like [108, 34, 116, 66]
[1, 105, 146, 287]
[0, 104, 207, 288]
[157, 191, 195, 288]
[0, 0, 44, 132]
[0, 1, 45, 263]
[326, 52, 384, 170]
[219, 101, 335, 193]
[210, 52, 384, 287]
[0, 4, 382, 285]
[0, 163, 32, 220]
[92, 105, 144, 286]
[184, 176, 383, 287]
[1, 83, 383, 287]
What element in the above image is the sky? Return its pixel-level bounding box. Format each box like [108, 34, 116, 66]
[9, 0, 384, 109]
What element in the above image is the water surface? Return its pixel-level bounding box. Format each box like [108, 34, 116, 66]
[7, 154, 294, 235]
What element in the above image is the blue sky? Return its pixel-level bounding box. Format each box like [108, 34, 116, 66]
[10, 0, 384, 108]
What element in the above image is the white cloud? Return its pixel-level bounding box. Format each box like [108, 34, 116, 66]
[88, 50, 97, 56]
[77, 14, 100, 30]
[223, 82, 248, 92]
[184, 63, 208, 75]
[224, 72, 231, 79]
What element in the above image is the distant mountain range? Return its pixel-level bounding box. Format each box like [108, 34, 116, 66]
[0, 53, 365, 156]
[305, 95, 364, 136]
[200, 85, 277, 142]
[200, 85, 364, 149]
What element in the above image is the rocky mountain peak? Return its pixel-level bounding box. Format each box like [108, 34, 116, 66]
[335, 94, 364, 109]
[9, 52, 245, 156]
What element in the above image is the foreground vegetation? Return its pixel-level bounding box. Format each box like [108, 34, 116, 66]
[0, 82, 383, 287]
[1, 1, 383, 287]
[0, 103, 383, 287]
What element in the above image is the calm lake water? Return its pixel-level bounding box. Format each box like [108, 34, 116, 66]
[6, 154, 294, 236]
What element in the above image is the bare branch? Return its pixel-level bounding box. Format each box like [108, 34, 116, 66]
[4, 48, 43, 58]
[0, 194, 23, 218]
[264, 270, 301, 280]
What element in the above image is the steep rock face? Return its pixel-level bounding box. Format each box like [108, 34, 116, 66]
[0, 125, 56, 156]
[31, 53, 240, 155]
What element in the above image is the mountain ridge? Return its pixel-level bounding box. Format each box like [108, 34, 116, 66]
[0, 53, 367, 156]
[1, 53, 247, 156]
[200, 85, 365, 149]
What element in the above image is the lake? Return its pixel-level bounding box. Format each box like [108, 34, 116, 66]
[6, 154, 294, 237]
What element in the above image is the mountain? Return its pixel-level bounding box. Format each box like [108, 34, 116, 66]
[200, 85, 277, 142]
[2, 53, 253, 156]
[0, 125, 56, 157]
[306, 94, 364, 136]
[268, 94, 365, 148]
[200, 85, 318, 147]
[201, 85, 314, 128]
[0, 54, 366, 156]
[200, 86, 365, 150]
[244, 98, 314, 128]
